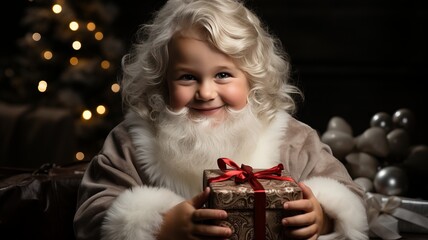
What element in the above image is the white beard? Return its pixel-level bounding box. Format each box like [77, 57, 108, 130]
[152, 105, 265, 197]
[127, 105, 289, 199]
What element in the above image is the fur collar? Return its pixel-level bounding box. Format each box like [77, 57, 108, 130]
[125, 111, 291, 198]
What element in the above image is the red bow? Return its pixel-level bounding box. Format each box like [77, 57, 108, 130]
[208, 158, 295, 240]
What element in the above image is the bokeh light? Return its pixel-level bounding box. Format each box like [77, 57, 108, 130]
[69, 21, 79, 31]
[69, 57, 78, 65]
[111, 83, 120, 93]
[87, 22, 96, 31]
[43, 50, 53, 60]
[72, 41, 81, 50]
[75, 152, 85, 161]
[32, 32, 41, 41]
[101, 60, 110, 69]
[96, 105, 106, 115]
[38, 80, 47, 92]
[82, 110, 92, 120]
[52, 4, 62, 14]
[94, 32, 103, 40]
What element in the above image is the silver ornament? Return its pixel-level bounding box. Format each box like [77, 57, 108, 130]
[370, 112, 393, 133]
[374, 166, 408, 196]
[392, 108, 415, 132]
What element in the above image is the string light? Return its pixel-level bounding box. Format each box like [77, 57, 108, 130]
[38, 80, 47, 92]
[70, 57, 79, 65]
[43, 50, 53, 60]
[111, 83, 120, 93]
[69, 21, 79, 31]
[32, 32, 41, 41]
[75, 152, 85, 161]
[52, 4, 62, 14]
[96, 105, 106, 115]
[72, 41, 82, 50]
[101, 60, 110, 69]
[94, 32, 103, 41]
[87, 22, 96, 31]
[22, 0, 123, 162]
[82, 110, 92, 120]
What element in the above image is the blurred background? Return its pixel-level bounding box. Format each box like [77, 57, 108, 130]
[0, 0, 427, 170]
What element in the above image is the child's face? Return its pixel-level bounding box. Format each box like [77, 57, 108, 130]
[166, 29, 249, 122]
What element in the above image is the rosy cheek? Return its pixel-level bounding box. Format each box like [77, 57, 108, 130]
[240, 84, 250, 107]
[226, 87, 249, 110]
[169, 88, 191, 110]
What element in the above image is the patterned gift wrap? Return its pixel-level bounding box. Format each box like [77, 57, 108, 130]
[203, 168, 302, 240]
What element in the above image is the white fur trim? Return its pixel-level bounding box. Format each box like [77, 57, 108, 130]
[248, 110, 291, 168]
[304, 177, 369, 240]
[101, 186, 185, 240]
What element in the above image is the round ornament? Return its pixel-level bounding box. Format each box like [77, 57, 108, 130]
[370, 112, 393, 133]
[392, 108, 415, 132]
[373, 166, 408, 196]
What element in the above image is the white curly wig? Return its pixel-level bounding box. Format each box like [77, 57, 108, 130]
[120, 0, 302, 122]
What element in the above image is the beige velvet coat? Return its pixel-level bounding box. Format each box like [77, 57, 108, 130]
[73, 111, 368, 240]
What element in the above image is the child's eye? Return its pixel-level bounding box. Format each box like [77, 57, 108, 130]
[178, 74, 196, 81]
[215, 72, 231, 79]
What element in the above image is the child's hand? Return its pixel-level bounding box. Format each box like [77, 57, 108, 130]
[157, 187, 232, 240]
[282, 182, 333, 239]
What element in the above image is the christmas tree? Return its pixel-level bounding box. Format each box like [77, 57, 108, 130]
[0, 0, 125, 162]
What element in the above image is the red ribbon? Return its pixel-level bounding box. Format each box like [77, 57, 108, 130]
[208, 158, 295, 240]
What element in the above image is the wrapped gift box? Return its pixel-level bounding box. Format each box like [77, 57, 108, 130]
[380, 194, 428, 234]
[366, 192, 428, 238]
[203, 168, 302, 240]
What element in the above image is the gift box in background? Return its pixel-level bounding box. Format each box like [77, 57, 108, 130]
[203, 160, 302, 240]
[396, 196, 428, 234]
[366, 192, 428, 239]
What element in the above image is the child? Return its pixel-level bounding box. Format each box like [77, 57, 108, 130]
[73, 0, 368, 239]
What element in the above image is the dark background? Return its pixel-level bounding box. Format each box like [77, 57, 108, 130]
[1, 0, 427, 150]
[0, 2, 427, 237]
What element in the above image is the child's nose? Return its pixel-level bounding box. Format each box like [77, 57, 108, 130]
[195, 80, 216, 101]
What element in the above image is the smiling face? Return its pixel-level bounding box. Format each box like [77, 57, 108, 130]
[166, 29, 250, 122]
